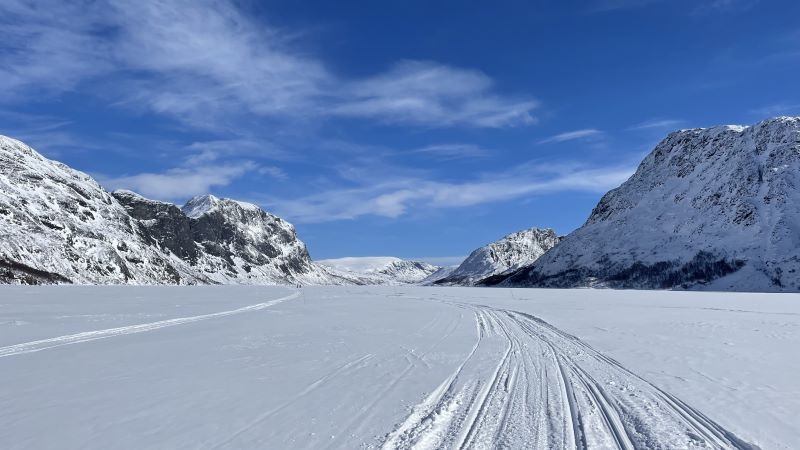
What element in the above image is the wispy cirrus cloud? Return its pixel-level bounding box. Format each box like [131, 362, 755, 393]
[749, 103, 800, 117]
[537, 129, 603, 144]
[628, 119, 685, 130]
[590, 0, 758, 14]
[184, 139, 291, 165]
[0, 1, 112, 101]
[332, 61, 538, 128]
[265, 162, 633, 223]
[0, 0, 539, 130]
[101, 135, 294, 199]
[406, 143, 490, 160]
[257, 166, 289, 181]
[103, 162, 258, 200]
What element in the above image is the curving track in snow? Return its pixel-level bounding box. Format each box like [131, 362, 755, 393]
[0, 291, 299, 358]
[381, 302, 757, 450]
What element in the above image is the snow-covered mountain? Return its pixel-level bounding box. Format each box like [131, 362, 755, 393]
[113, 191, 340, 285]
[0, 135, 200, 284]
[317, 256, 439, 284]
[0, 134, 350, 285]
[434, 228, 561, 285]
[420, 265, 458, 284]
[492, 117, 800, 292]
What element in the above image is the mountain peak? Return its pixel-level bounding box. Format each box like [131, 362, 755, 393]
[182, 194, 263, 219]
[496, 116, 800, 291]
[435, 227, 561, 286]
[182, 194, 221, 218]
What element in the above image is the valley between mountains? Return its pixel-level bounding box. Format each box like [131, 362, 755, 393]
[2, 119, 800, 449]
[4, 116, 800, 291]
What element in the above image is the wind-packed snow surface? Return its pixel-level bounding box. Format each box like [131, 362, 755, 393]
[495, 117, 800, 291]
[1, 286, 794, 449]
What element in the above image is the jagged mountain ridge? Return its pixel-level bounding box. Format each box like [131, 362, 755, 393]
[0, 135, 352, 285]
[435, 227, 561, 286]
[491, 117, 800, 291]
[113, 191, 338, 285]
[316, 257, 440, 284]
[0, 135, 201, 284]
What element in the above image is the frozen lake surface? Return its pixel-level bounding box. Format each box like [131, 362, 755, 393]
[0, 286, 797, 449]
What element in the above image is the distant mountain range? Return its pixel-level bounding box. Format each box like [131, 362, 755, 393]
[3, 116, 799, 291]
[317, 257, 439, 284]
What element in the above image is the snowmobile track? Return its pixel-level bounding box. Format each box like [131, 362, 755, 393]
[0, 291, 299, 358]
[380, 302, 758, 450]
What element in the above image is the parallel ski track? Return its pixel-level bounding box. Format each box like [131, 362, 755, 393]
[381, 301, 758, 450]
[0, 290, 299, 358]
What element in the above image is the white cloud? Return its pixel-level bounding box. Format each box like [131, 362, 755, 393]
[628, 119, 685, 130]
[333, 61, 538, 128]
[104, 162, 257, 200]
[538, 129, 603, 144]
[258, 166, 289, 180]
[591, 0, 757, 14]
[750, 103, 800, 117]
[0, 1, 112, 101]
[266, 163, 634, 223]
[407, 144, 490, 160]
[0, 1, 539, 129]
[106, 0, 329, 127]
[184, 139, 290, 165]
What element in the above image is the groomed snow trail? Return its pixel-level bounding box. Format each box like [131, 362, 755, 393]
[381, 302, 757, 450]
[0, 291, 299, 358]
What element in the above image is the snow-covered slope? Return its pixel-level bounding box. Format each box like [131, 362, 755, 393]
[0, 135, 200, 285]
[435, 228, 560, 285]
[495, 117, 800, 292]
[317, 256, 439, 284]
[420, 265, 458, 284]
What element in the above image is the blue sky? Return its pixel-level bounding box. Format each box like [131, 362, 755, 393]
[1, 0, 799, 264]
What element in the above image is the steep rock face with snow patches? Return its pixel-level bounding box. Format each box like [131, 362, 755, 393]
[495, 117, 800, 292]
[113, 191, 343, 285]
[0, 136, 199, 284]
[316, 257, 440, 284]
[0, 134, 355, 286]
[435, 227, 561, 285]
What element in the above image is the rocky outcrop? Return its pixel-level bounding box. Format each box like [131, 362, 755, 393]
[0, 135, 199, 285]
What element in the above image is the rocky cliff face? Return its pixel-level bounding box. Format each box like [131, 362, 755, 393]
[0, 136, 199, 284]
[435, 228, 561, 286]
[114, 192, 331, 285]
[494, 117, 800, 291]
